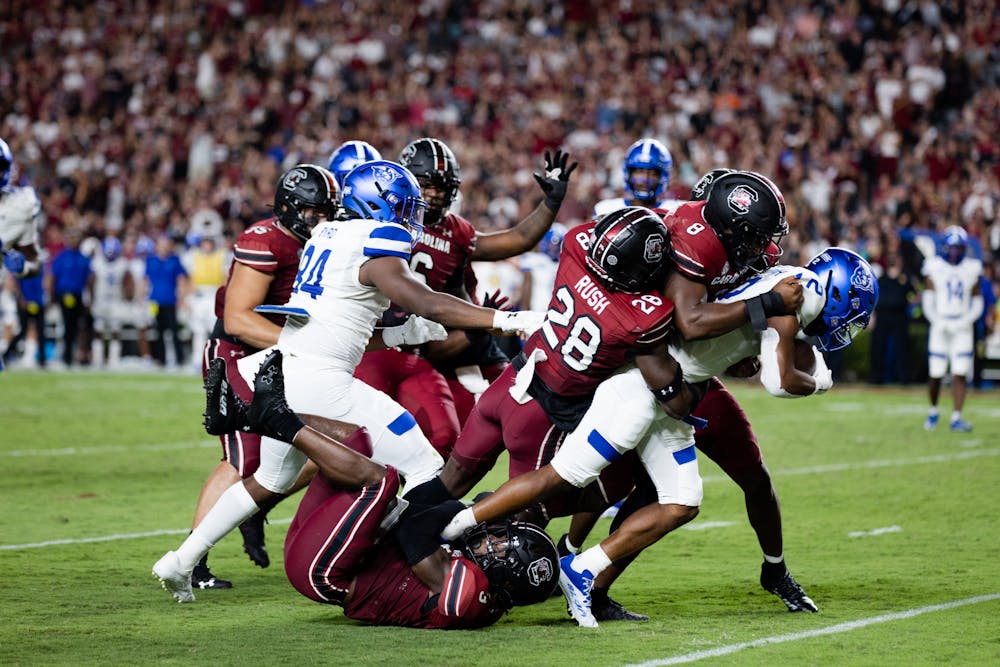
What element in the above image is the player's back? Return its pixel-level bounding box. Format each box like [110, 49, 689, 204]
[670, 265, 825, 381]
[524, 221, 674, 397]
[280, 218, 409, 370]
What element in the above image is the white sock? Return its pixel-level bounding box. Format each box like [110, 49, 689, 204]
[928, 406, 939, 417]
[176, 483, 259, 572]
[763, 553, 784, 564]
[442, 507, 478, 541]
[951, 410, 961, 422]
[564, 535, 581, 555]
[573, 545, 612, 577]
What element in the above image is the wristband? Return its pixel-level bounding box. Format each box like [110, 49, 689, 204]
[650, 368, 685, 403]
[745, 290, 786, 331]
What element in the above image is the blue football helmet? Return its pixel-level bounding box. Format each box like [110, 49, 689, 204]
[538, 222, 567, 261]
[623, 139, 672, 203]
[102, 236, 123, 261]
[327, 140, 382, 188]
[805, 248, 879, 352]
[0, 137, 13, 188]
[341, 160, 427, 245]
[941, 225, 968, 264]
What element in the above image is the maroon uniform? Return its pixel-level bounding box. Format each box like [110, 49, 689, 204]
[449, 220, 672, 510]
[203, 217, 303, 476]
[659, 202, 769, 479]
[284, 466, 504, 629]
[355, 212, 480, 456]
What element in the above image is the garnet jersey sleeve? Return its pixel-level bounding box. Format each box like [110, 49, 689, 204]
[430, 553, 505, 629]
[213, 218, 304, 325]
[523, 221, 674, 397]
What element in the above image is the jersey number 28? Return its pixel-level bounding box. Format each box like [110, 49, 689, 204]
[540, 286, 603, 371]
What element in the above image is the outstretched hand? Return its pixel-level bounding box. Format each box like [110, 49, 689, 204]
[481, 289, 511, 311]
[533, 149, 578, 211]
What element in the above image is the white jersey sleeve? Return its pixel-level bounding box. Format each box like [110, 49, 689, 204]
[668, 265, 825, 382]
[279, 219, 405, 371]
[0, 186, 42, 250]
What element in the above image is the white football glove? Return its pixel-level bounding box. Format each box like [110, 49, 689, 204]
[812, 346, 833, 394]
[381, 315, 449, 348]
[492, 310, 546, 336]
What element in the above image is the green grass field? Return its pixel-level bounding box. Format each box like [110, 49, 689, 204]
[2, 370, 998, 665]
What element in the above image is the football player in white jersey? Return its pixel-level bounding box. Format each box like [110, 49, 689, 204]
[593, 139, 679, 218]
[444, 248, 878, 627]
[921, 226, 984, 432]
[154, 161, 544, 602]
[0, 138, 43, 280]
[89, 237, 133, 368]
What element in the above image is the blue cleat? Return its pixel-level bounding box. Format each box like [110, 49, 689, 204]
[558, 555, 598, 628]
[923, 413, 939, 431]
[949, 418, 973, 432]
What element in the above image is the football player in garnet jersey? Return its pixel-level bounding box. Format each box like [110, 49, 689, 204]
[194, 349, 559, 627]
[183, 164, 443, 590]
[355, 138, 577, 457]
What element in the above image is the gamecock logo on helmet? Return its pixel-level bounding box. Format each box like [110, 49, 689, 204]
[644, 234, 665, 263]
[727, 185, 758, 214]
[282, 168, 308, 191]
[527, 557, 554, 587]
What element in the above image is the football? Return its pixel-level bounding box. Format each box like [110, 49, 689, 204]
[794, 339, 817, 375]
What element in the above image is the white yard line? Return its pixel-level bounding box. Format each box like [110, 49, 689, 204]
[0, 518, 293, 551]
[848, 525, 903, 538]
[622, 593, 1000, 666]
[2, 448, 997, 551]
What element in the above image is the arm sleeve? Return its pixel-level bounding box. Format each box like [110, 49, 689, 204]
[758, 328, 796, 398]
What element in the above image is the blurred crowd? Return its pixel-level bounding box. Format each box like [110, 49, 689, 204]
[1, 0, 998, 377]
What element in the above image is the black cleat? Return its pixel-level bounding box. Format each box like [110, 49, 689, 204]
[246, 350, 306, 442]
[191, 563, 233, 590]
[760, 562, 818, 612]
[591, 590, 650, 621]
[238, 512, 270, 569]
[203, 357, 249, 435]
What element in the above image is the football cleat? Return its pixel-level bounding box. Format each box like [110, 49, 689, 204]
[760, 562, 818, 612]
[558, 555, 598, 628]
[191, 563, 233, 590]
[203, 357, 249, 435]
[153, 551, 195, 603]
[238, 512, 270, 569]
[246, 349, 306, 442]
[923, 413, 939, 431]
[591, 589, 650, 622]
[949, 418, 973, 432]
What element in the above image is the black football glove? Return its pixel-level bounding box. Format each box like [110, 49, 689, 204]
[533, 149, 578, 212]
[481, 288, 511, 311]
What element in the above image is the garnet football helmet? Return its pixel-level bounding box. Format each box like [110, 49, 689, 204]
[273, 164, 341, 244]
[804, 248, 879, 352]
[703, 170, 787, 273]
[327, 140, 382, 188]
[0, 137, 13, 188]
[459, 520, 559, 610]
[623, 138, 672, 203]
[398, 137, 461, 227]
[586, 206, 669, 293]
[341, 160, 428, 244]
[690, 167, 736, 202]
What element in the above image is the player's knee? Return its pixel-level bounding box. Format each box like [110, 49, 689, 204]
[653, 502, 699, 532]
[439, 458, 478, 499]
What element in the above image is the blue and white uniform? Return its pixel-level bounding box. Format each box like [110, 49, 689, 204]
[922, 254, 983, 378]
[0, 185, 42, 278]
[237, 217, 443, 494]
